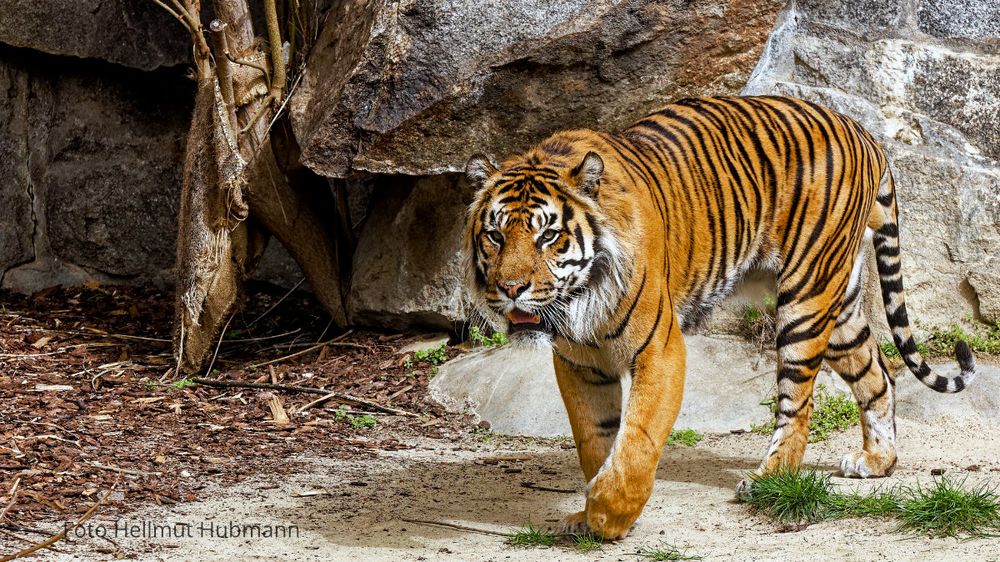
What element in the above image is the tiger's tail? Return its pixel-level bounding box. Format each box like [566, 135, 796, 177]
[871, 168, 976, 393]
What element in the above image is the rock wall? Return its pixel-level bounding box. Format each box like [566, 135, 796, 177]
[741, 0, 1000, 328]
[0, 46, 192, 292]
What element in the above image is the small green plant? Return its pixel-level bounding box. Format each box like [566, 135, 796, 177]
[922, 322, 1000, 357]
[333, 405, 348, 423]
[809, 389, 859, 442]
[469, 326, 508, 347]
[572, 532, 603, 552]
[172, 377, 196, 390]
[750, 385, 859, 443]
[507, 524, 556, 547]
[639, 542, 702, 561]
[349, 414, 377, 429]
[413, 342, 448, 365]
[879, 339, 901, 359]
[667, 428, 703, 447]
[144, 380, 157, 391]
[333, 405, 376, 429]
[896, 477, 1000, 538]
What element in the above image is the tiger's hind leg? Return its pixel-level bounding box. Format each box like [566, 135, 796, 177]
[825, 252, 897, 478]
[737, 269, 849, 495]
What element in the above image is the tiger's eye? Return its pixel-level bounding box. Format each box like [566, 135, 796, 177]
[540, 229, 560, 244]
[485, 230, 504, 246]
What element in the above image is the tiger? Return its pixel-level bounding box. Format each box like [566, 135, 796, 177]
[462, 95, 977, 539]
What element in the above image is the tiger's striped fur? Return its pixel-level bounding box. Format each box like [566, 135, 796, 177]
[464, 95, 976, 539]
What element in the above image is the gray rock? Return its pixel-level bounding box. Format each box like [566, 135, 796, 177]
[0, 49, 191, 290]
[0, 1, 194, 71]
[430, 345, 568, 437]
[347, 174, 473, 329]
[0, 57, 34, 278]
[968, 266, 1000, 324]
[290, 0, 786, 178]
[917, 0, 1000, 40]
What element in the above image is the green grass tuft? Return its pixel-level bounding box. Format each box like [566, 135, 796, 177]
[922, 322, 1000, 357]
[742, 467, 834, 523]
[572, 532, 603, 552]
[667, 428, 704, 447]
[639, 542, 703, 561]
[741, 469, 1000, 539]
[896, 477, 1000, 538]
[507, 524, 557, 547]
[879, 339, 902, 359]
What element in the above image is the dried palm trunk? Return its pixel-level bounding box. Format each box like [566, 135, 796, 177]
[170, 0, 349, 374]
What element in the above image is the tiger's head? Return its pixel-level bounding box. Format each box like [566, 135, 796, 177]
[463, 145, 628, 345]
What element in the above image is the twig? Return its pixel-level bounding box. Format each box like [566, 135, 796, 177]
[399, 518, 511, 538]
[190, 378, 417, 417]
[203, 312, 234, 377]
[248, 278, 305, 327]
[89, 462, 163, 478]
[0, 483, 117, 562]
[520, 481, 578, 494]
[248, 339, 365, 369]
[0, 478, 20, 523]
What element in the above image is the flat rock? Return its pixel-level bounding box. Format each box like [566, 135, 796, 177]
[431, 334, 1000, 437]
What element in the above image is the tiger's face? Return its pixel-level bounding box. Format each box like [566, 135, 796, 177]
[464, 151, 615, 343]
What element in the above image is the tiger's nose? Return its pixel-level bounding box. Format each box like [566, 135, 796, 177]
[498, 280, 530, 300]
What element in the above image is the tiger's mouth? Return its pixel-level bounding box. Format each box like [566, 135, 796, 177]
[506, 308, 552, 334]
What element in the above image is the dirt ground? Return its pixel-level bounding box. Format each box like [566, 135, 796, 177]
[3, 286, 1000, 561]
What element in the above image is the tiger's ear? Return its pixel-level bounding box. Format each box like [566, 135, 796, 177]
[465, 154, 498, 191]
[570, 151, 604, 198]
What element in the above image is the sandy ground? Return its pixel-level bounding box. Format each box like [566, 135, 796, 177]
[43, 417, 1000, 561]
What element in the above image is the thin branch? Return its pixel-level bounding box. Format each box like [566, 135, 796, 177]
[263, 0, 286, 106]
[247, 278, 305, 327]
[190, 378, 417, 417]
[0, 483, 117, 562]
[209, 19, 238, 132]
[399, 518, 512, 537]
[248, 339, 365, 369]
[203, 312, 234, 377]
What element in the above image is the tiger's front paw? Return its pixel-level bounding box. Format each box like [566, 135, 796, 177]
[559, 511, 589, 535]
[581, 469, 650, 540]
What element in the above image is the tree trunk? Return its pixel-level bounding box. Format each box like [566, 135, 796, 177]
[170, 0, 349, 374]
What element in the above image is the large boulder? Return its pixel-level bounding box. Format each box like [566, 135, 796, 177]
[0, 1, 194, 71]
[741, 0, 1000, 329]
[290, 0, 786, 178]
[348, 174, 473, 328]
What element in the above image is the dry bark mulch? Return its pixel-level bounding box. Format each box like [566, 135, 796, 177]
[0, 282, 471, 547]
